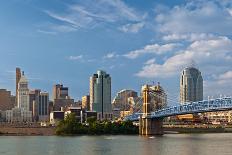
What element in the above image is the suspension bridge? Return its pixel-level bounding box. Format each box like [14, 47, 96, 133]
[124, 85, 232, 135]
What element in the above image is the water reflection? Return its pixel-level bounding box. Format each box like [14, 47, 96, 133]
[0, 134, 231, 155]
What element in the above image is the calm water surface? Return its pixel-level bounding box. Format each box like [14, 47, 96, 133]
[0, 134, 231, 155]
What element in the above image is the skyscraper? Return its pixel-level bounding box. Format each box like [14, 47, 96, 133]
[16, 67, 21, 104]
[29, 89, 49, 121]
[180, 66, 203, 104]
[18, 71, 30, 111]
[90, 70, 112, 120]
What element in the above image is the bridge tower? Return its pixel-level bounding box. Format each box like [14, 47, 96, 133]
[139, 85, 163, 135]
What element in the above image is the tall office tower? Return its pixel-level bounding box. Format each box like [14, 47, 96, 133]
[180, 66, 203, 104]
[53, 84, 69, 100]
[38, 92, 49, 121]
[29, 89, 49, 121]
[17, 71, 30, 111]
[90, 70, 112, 120]
[82, 95, 90, 111]
[16, 67, 21, 104]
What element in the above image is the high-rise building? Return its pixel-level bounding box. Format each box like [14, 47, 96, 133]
[6, 71, 32, 123]
[82, 95, 90, 110]
[29, 89, 49, 121]
[53, 84, 69, 100]
[38, 92, 49, 121]
[180, 67, 203, 104]
[90, 70, 112, 120]
[18, 71, 30, 111]
[16, 67, 21, 104]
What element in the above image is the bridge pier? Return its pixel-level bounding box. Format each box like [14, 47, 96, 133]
[139, 85, 164, 136]
[139, 116, 163, 135]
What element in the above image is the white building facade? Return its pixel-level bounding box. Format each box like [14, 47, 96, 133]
[5, 72, 32, 122]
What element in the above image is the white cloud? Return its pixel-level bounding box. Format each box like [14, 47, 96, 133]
[119, 22, 144, 33]
[44, 0, 145, 32]
[37, 29, 57, 35]
[162, 33, 217, 42]
[124, 43, 180, 59]
[156, 1, 232, 35]
[144, 58, 156, 65]
[136, 37, 232, 78]
[217, 71, 232, 84]
[204, 70, 232, 97]
[103, 52, 119, 59]
[68, 55, 83, 60]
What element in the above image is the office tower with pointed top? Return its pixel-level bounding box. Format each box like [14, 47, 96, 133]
[90, 70, 112, 120]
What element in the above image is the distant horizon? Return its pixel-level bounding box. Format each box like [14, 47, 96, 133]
[0, 0, 232, 105]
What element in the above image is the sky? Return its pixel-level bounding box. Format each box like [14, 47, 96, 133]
[0, 0, 232, 106]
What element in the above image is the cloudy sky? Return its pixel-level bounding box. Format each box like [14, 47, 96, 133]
[0, 0, 232, 105]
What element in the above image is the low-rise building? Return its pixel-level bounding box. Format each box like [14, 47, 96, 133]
[5, 107, 32, 123]
[204, 111, 232, 124]
[50, 111, 65, 125]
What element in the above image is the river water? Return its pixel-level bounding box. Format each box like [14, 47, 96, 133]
[0, 134, 231, 155]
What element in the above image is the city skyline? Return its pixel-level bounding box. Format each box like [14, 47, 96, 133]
[0, 0, 232, 104]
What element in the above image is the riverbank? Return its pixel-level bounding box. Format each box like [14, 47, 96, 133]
[0, 127, 55, 136]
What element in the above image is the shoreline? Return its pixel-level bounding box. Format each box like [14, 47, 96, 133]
[1, 126, 232, 136]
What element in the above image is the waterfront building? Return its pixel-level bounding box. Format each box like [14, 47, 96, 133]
[50, 111, 65, 125]
[5, 107, 32, 122]
[180, 66, 203, 104]
[90, 70, 112, 120]
[82, 95, 90, 110]
[0, 89, 15, 111]
[112, 89, 138, 112]
[204, 111, 232, 124]
[64, 107, 83, 123]
[53, 84, 69, 100]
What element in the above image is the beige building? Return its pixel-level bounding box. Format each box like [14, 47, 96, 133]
[204, 111, 232, 124]
[82, 95, 90, 110]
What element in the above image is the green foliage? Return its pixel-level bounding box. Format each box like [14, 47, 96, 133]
[55, 114, 138, 135]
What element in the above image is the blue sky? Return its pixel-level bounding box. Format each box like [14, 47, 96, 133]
[0, 0, 232, 105]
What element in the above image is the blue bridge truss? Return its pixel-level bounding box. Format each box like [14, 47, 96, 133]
[125, 97, 232, 121]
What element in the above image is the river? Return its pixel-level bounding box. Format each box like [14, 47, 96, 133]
[0, 134, 231, 155]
